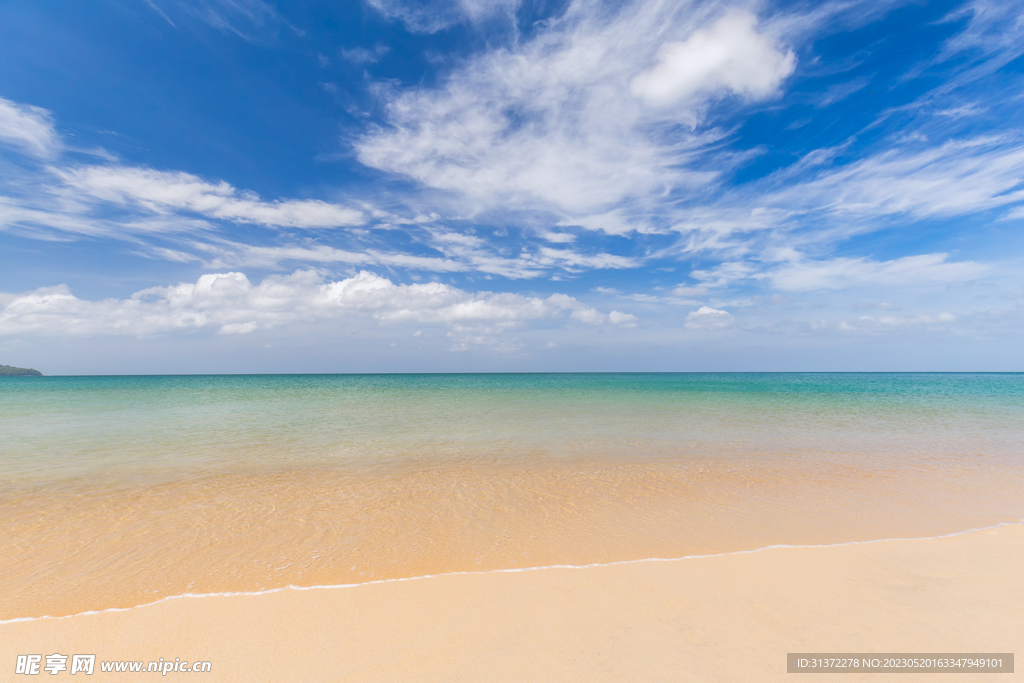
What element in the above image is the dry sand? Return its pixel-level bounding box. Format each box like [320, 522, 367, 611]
[3, 523, 1020, 682]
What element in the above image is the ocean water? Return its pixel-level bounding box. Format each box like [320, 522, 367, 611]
[2, 373, 1023, 619]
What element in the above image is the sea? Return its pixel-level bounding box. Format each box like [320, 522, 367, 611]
[2, 373, 1022, 620]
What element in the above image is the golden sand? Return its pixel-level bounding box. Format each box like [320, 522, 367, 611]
[2, 523, 1020, 682]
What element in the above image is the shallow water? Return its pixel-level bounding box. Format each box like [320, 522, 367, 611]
[2, 373, 1022, 619]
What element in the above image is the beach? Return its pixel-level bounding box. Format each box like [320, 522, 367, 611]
[3, 522, 1020, 681]
[1, 373, 1022, 679]
[6, 0, 1024, 674]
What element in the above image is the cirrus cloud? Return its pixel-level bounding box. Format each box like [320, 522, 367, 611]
[768, 253, 987, 292]
[55, 166, 366, 229]
[356, 0, 797, 218]
[0, 96, 60, 158]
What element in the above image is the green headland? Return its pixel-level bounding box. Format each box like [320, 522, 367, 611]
[0, 364, 42, 376]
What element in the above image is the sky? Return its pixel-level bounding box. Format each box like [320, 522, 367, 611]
[0, 0, 1022, 373]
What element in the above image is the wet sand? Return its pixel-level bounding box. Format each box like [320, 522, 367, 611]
[3, 522, 1020, 682]
[4, 455, 1023, 620]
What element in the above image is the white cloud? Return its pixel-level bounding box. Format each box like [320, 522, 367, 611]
[630, 10, 795, 108]
[540, 231, 576, 243]
[1005, 205, 1024, 220]
[2, 0, 1020, 346]
[0, 93, 646, 280]
[365, 0, 513, 34]
[188, 235, 643, 279]
[56, 166, 365, 228]
[669, 284, 709, 297]
[833, 310, 962, 334]
[608, 310, 638, 327]
[535, 248, 639, 270]
[422, 230, 640, 279]
[0, 193, 220, 239]
[660, 135, 1024, 256]
[932, 0, 1024, 88]
[768, 253, 987, 292]
[339, 45, 390, 63]
[194, 241, 468, 272]
[815, 76, 871, 107]
[0, 270, 621, 337]
[858, 311, 957, 326]
[768, 136, 1024, 221]
[674, 253, 988, 298]
[690, 261, 757, 287]
[356, 0, 796, 219]
[174, 0, 294, 43]
[0, 97, 59, 158]
[557, 210, 665, 236]
[685, 305, 732, 329]
[0, 97, 371, 240]
[446, 322, 526, 353]
[218, 321, 258, 334]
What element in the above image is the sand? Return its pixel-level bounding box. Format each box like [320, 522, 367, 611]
[3, 523, 1020, 682]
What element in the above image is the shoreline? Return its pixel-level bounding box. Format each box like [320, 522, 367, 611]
[7, 452, 1022, 622]
[3, 520, 1021, 681]
[4, 517, 1022, 625]
[4, 518, 1019, 626]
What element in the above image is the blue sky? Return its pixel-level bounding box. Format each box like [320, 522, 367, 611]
[0, 0, 1022, 373]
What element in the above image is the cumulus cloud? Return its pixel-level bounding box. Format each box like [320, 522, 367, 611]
[684, 305, 732, 329]
[0, 270, 617, 337]
[0, 97, 60, 158]
[608, 310, 638, 327]
[630, 10, 795, 108]
[56, 166, 365, 229]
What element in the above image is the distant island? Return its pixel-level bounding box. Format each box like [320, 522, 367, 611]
[0, 364, 42, 376]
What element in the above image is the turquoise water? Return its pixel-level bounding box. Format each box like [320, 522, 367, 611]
[3, 372, 1023, 485]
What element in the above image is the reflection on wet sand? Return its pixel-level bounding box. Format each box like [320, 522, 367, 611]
[4, 449, 1022, 620]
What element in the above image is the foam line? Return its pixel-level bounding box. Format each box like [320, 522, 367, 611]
[3, 518, 1021, 626]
